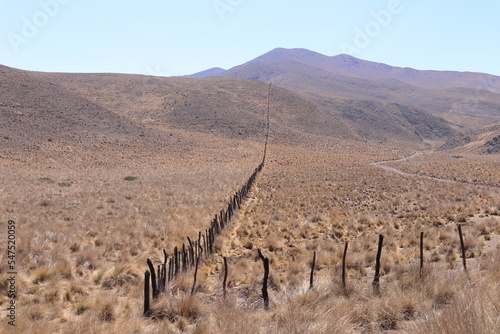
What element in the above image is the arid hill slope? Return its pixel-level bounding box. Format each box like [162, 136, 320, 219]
[218, 48, 500, 137]
[0, 65, 163, 152]
[34, 71, 357, 144]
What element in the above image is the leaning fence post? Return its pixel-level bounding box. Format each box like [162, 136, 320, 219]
[147, 258, 158, 299]
[372, 234, 384, 295]
[144, 270, 150, 316]
[457, 224, 467, 271]
[342, 241, 348, 291]
[309, 251, 316, 290]
[187, 237, 195, 266]
[191, 253, 200, 295]
[257, 249, 270, 310]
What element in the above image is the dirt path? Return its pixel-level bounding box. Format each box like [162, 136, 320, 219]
[371, 152, 500, 190]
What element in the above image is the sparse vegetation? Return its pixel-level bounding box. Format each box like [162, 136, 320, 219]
[1, 140, 498, 333]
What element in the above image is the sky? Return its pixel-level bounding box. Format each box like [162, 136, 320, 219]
[0, 0, 499, 77]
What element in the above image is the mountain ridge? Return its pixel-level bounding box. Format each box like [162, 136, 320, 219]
[2, 48, 500, 153]
[190, 47, 500, 91]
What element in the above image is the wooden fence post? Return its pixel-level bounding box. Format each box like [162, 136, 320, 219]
[257, 249, 270, 310]
[147, 259, 158, 299]
[162, 263, 166, 291]
[187, 237, 195, 267]
[198, 231, 202, 260]
[144, 270, 150, 316]
[182, 244, 187, 271]
[222, 256, 228, 298]
[342, 241, 348, 291]
[191, 253, 200, 295]
[309, 251, 316, 290]
[174, 246, 179, 276]
[157, 264, 162, 294]
[419, 232, 424, 278]
[168, 257, 172, 282]
[457, 224, 467, 271]
[372, 234, 384, 295]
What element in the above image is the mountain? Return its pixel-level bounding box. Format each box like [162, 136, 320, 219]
[224, 48, 500, 90]
[184, 67, 226, 78]
[216, 48, 500, 145]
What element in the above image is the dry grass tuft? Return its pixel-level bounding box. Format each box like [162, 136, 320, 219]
[101, 264, 140, 289]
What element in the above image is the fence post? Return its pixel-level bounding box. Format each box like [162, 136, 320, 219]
[147, 259, 158, 299]
[309, 251, 316, 290]
[457, 224, 467, 271]
[419, 232, 424, 278]
[222, 256, 228, 298]
[191, 253, 200, 295]
[144, 270, 150, 316]
[209, 228, 214, 254]
[168, 257, 172, 282]
[342, 241, 348, 291]
[188, 237, 195, 267]
[257, 249, 270, 310]
[372, 234, 384, 295]
[182, 244, 187, 271]
[203, 232, 208, 256]
[157, 264, 162, 294]
[198, 231, 202, 260]
[174, 246, 179, 276]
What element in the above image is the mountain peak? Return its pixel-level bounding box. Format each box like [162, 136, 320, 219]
[183, 67, 226, 79]
[254, 47, 329, 62]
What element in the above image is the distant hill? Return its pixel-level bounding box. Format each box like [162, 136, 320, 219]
[224, 48, 500, 90]
[31, 70, 356, 146]
[0, 65, 160, 152]
[183, 67, 226, 78]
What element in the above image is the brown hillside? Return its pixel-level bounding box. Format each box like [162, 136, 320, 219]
[36, 72, 357, 145]
[439, 123, 500, 154]
[0, 65, 164, 153]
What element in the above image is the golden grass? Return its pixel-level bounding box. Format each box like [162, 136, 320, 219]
[0, 140, 499, 333]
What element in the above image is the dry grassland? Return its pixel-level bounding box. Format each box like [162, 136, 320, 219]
[387, 151, 500, 187]
[1, 141, 499, 333]
[0, 133, 263, 333]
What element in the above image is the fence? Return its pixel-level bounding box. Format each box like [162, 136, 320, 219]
[143, 84, 273, 314]
[140, 81, 477, 314]
[143, 203, 472, 314]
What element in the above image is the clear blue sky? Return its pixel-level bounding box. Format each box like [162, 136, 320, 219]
[0, 0, 499, 77]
